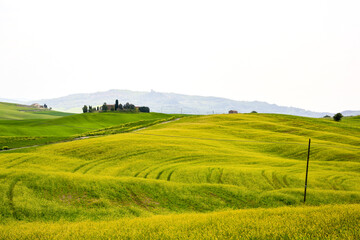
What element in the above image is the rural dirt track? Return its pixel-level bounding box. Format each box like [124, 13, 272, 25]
[133, 118, 180, 132]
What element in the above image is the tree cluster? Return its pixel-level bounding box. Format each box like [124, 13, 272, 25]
[82, 99, 150, 113]
[43, 104, 52, 110]
[123, 102, 136, 110]
[82, 105, 96, 113]
[138, 106, 150, 113]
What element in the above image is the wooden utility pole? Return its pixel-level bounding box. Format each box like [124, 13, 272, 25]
[303, 138, 311, 203]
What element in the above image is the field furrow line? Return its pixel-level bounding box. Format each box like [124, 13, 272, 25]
[7, 177, 20, 219]
[73, 150, 155, 174]
[167, 169, 175, 181]
[156, 170, 165, 180]
[218, 168, 224, 184]
[6, 158, 29, 169]
[271, 172, 283, 189]
[282, 175, 290, 187]
[137, 156, 200, 179]
[261, 170, 276, 189]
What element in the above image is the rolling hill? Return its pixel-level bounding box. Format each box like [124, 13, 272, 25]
[0, 102, 73, 120]
[0, 102, 180, 149]
[10, 89, 350, 117]
[0, 112, 359, 238]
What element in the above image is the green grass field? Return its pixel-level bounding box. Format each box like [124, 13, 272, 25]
[0, 102, 179, 149]
[0, 102, 73, 120]
[0, 104, 359, 239]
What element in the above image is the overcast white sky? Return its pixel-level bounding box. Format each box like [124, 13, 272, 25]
[0, 0, 359, 112]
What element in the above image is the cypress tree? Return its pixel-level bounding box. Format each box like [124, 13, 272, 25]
[115, 99, 119, 111]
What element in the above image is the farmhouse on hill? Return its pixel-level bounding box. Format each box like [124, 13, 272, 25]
[102, 104, 115, 111]
[83, 100, 150, 113]
[228, 110, 238, 114]
[31, 103, 45, 109]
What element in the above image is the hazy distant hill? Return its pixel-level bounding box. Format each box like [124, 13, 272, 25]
[18, 89, 342, 117]
[341, 110, 360, 116]
[1, 89, 359, 117]
[0, 98, 25, 104]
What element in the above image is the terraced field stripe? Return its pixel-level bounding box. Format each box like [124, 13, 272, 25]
[132, 132, 360, 150]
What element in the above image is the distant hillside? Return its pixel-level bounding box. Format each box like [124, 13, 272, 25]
[0, 110, 176, 149]
[0, 102, 73, 120]
[2, 89, 358, 117]
[24, 89, 336, 117]
[342, 110, 360, 116]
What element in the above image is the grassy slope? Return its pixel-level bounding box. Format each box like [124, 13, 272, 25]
[0, 104, 179, 148]
[0, 102, 73, 120]
[0, 112, 177, 136]
[0, 113, 359, 238]
[0, 102, 76, 148]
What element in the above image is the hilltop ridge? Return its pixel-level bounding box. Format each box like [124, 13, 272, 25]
[4, 90, 358, 117]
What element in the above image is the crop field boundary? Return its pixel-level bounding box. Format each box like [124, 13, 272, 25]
[131, 131, 360, 151]
[0, 117, 181, 152]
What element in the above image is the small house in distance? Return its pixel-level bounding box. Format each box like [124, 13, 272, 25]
[31, 103, 46, 109]
[228, 110, 238, 114]
[103, 104, 115, 111]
